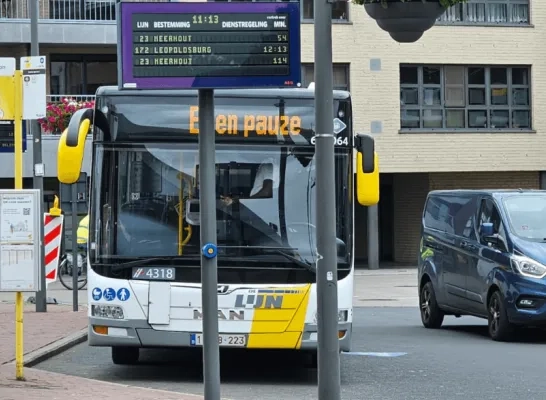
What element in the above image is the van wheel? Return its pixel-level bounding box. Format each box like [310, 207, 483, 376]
[488, 291, 515, 342]
[420, 281, 444, 329]
[112, 346, 139, 365]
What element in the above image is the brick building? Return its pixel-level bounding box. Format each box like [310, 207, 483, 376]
[0, 0, 542, 265]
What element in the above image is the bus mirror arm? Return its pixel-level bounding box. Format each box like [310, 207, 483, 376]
[58, 108, 110, 184]
[355, 133, 375, 174]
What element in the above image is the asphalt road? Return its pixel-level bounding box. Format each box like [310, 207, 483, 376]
[35, 307, 546, 400]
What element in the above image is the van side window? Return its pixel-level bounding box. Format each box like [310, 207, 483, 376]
[451, 195, 477, 240]
[478, 199, 507, 244]
[424, 196, 453, 233]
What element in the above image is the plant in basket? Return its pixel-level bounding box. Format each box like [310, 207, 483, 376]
[350, 0, 468, 42]
[38, 98, 95, 134]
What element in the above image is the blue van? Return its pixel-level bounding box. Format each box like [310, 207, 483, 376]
[418, 189, 546, 341]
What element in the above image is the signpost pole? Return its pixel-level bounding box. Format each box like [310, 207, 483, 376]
[29, 0, 47, 313]
[13, 70, 25, 380]
[71, 184, 79, 312]
[314, 0, 341, 398]
[198, 88, 221, 400]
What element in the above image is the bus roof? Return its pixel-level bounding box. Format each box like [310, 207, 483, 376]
[95, 86, 351, 101]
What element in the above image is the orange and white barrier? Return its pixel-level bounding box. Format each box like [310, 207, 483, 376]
[44, 196, 63, 288]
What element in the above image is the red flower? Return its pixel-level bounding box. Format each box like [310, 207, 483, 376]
[38, 98, 95, 134]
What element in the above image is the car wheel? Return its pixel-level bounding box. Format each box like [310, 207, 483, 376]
[112, 346, 140, 365]
[488, 290, 515, 342]
[420, 281, 444, 329]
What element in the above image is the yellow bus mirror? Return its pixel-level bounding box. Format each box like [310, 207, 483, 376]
[356, 151, 379, 206]
[58, 114, 91, 184]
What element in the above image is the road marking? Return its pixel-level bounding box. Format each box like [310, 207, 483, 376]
[342, 352, 407, 357]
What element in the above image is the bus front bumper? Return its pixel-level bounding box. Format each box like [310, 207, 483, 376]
[88, 317, 353, 352]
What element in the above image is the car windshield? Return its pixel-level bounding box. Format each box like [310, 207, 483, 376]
[503, 195, 546, 240]
[90, 143, 351, 267]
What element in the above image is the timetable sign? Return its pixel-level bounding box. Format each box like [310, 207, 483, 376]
[117, 1, 302, 90]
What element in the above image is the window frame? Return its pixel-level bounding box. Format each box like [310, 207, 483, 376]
[436, 0, 531, 26]
[477, 197, 508, 245]
[49, 53, 117, 96]
[300, 0, 350, 23]
[301, 63, 351, 91]
[400, 64, 532, 132]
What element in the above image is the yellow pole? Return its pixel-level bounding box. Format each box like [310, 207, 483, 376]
[13, 70, 24, 381]
[178, 172, 184, 256]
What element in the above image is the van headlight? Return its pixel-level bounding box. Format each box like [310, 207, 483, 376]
[511, 255, 546, 279]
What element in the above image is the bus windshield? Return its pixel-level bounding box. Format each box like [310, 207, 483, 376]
[91, 142, 352, 269]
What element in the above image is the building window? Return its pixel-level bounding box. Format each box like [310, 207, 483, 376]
[301, 63, 350, 91]
[302, 0, 349, 21]
[400, 65, 531, 130]
[49, 54, 117, 97]
[438, 0, 529, 25]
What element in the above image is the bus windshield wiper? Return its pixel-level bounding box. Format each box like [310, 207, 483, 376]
[266, 249, 316, 273]
[219, 246, 316, 273]
[100, 257, 191, 272]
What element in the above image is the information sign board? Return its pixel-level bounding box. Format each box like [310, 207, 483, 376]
[0, 120, 27, 153]
[117, 1, 301, 89]
[0, 189, 41, 292]
[21, 56, 47, 120]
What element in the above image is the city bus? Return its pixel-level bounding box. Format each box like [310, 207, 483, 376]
[57, 86, 379, 366]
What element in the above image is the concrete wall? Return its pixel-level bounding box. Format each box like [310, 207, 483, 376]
[390, 171, 540, 264]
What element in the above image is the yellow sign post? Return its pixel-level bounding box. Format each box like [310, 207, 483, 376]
[13, 70, 24, 381]
[1, 63, 26, 380]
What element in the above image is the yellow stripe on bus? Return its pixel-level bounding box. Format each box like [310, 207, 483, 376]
[246, 284, 311, 349]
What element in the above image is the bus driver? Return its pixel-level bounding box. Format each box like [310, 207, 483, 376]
[221, 158, 276, 206]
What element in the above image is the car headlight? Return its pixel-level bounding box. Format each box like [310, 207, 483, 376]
[511, 255, 546, 279]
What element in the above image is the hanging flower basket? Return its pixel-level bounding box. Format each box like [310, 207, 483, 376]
[38, 98, 95, 135]
[352, 0, 468, 43]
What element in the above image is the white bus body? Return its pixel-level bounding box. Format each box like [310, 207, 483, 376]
[88, 266, 353, 351]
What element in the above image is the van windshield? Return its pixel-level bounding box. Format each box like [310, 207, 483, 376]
[503, 195, 546, 240]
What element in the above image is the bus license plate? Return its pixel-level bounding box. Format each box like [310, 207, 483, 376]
[131, 267, 175, 281]
[190, 333, 247, 347]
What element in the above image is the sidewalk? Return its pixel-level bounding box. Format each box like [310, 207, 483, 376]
[0, 301, 208, 399]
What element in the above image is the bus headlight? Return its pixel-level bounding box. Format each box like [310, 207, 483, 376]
[313, 309, 349, 324]
[91, 304, 124, 319]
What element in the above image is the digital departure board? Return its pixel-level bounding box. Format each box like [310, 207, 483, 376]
[117, 2, 301, 90]
[0, 121, 26, 153]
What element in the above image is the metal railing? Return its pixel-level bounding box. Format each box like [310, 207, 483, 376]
[47, 94, 96, 103]
[437, 0, 530, 25]
[0, 0, 165, 22]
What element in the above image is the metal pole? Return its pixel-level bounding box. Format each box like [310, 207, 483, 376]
[314, 0, 341, 397]
[29, 0, 46, 313]
[70, 185, 79, 312]
[367, 205, 380, 270]
[198, 89, 221, 400]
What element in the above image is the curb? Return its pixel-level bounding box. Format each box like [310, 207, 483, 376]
[23, 328, 88, 367]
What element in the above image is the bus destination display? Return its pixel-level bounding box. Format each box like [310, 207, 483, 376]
[118, 2, 301, 90]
